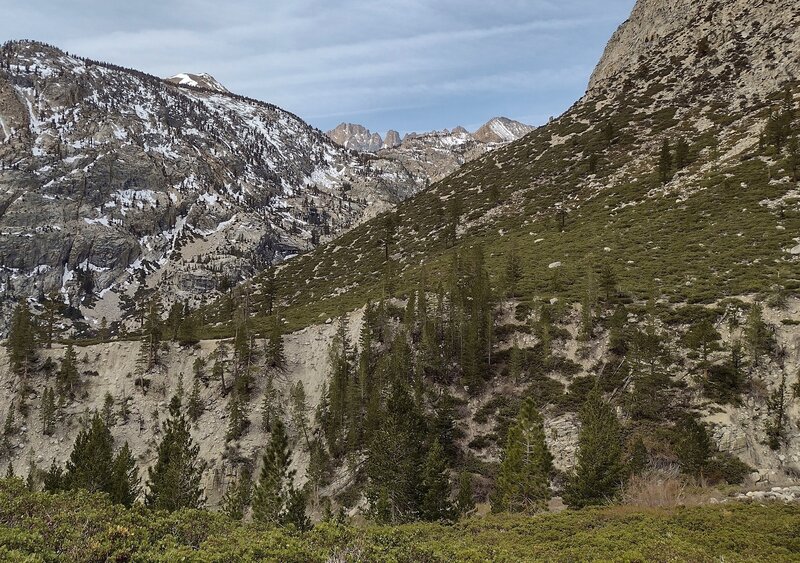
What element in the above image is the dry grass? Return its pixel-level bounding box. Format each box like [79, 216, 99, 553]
[622, 469, 719, 508]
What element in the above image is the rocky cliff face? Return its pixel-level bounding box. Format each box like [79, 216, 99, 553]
[327, 122, 384, 153]
[473, 117, 534, 144]
[327, 117, 534, 191]
[165, 72, 230, 93]
[588, 0, 799, 102]
[0, 41, 419, 331]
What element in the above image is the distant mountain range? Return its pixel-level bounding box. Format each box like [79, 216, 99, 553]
[327, 116, 534, 153]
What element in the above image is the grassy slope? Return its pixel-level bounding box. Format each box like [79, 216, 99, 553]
[0, 480, 798, 562]
[202, 80, 799, 336]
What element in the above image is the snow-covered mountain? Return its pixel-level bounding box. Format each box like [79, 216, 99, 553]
[0, 40, 419, 331]
[326, 117, 534, 188]
[472, 116, 535, 144]
[165, 72, 229, 93]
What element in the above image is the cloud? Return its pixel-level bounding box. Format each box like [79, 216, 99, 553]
[6, 0, 638, 131]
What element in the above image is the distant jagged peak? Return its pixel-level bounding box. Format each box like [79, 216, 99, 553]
[166, 72, 229, 93]
[327, 123, 384, 153]
[472, 117, 535, 144]
[328, 116, 533, 154]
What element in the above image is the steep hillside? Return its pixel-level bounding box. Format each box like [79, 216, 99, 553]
[2, 0, 800, 522]
[0, 40, 419, 332]
[241, 0, 800, 332]
[192, 0, 800, 487]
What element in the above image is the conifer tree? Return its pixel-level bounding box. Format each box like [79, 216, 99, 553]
[222, 466, 253, 520]
[57, 344, 79, 399]
[766, 372, 789, 451]
[225, 391, 249, 442]
[176, 305, 199, 346]
[598, 262, 617, 303]
[290, 381, 311, 450]
[40, 387, 56, 436]
[260, 374, 278, 433]
[138, 296, 163, 373]
[455, 471, 475, 518]
[685, 318, 721, 366]
[265, 316, 286, 371]
[41, 290, 61, 348]
[7, 301, 36, 377]
[419, 438, 453, 522]
[102, 392, 115, 427]
[252, 419, 304, 526]
[187, 378, 204, 422]
[492, 399, 552, 514]
[788, 135, 799, 181]
[61, 414, 115, 494]
[261, 267, 276, 316]
[745, 303, 772, 367]
[109, 442, 140, 507]
[564, 388, 624, 508]
[675, 415, 711, 475]
[628, 436, 649, 476]
[145, 397, 205, 511]
[366, 380, 427, 523]
[212, 342, 229, 393]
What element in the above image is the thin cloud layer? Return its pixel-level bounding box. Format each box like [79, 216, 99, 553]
[7, 0, 636, 133]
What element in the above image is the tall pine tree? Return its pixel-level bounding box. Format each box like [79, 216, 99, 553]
[564, 387, 624, 508]
[145, 397, 205, 510]
[491, 399, 552, 514]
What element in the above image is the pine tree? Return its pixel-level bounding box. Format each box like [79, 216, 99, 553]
[265, 316, 286, 371]
[685, 318, 721, 366]
[261, 266, 277, 315]
[290, 381, 311, 450]
[598, 262, 617, 303]
[61, 414, 115, 494]
[628, 436, 649, 476]
[252, 419, 301, 525]
[176, 305, 199, 346]
[109, 442, 140, 507]
[7, 301, 36, 377]
[145, 397, 205, 511]
[788, 135, 799, 181]
[187, 378, 204, 422]
[419, 438, 453, 522]
[138, 296, 163, 373]
[57, 344, 79, 399]
[225, 391, 249, 442]
[564, 388, 624, 508]
[675, 415, 712, 475]
[40, 387, 55, 436]
[283, 487, 311, 531]
[455, 471, 475, 518]
[745, 303, 773, 367]
[366, 380, 427, 523]
[260, 374, 278, 433]
[765, 372, 789, 451]
[41, 290, 61, 348]
[492, 399, 552, 514]
[102, 392, 115, 427]
[222, 466, 253, 520]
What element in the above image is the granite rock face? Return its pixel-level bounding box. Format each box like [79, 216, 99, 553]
[327, 117, 535, 191]
[587, 0, 800, 103]
[0, 41, 421, 330]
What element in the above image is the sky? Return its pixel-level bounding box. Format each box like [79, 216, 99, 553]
[5, 0, 636, 135]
